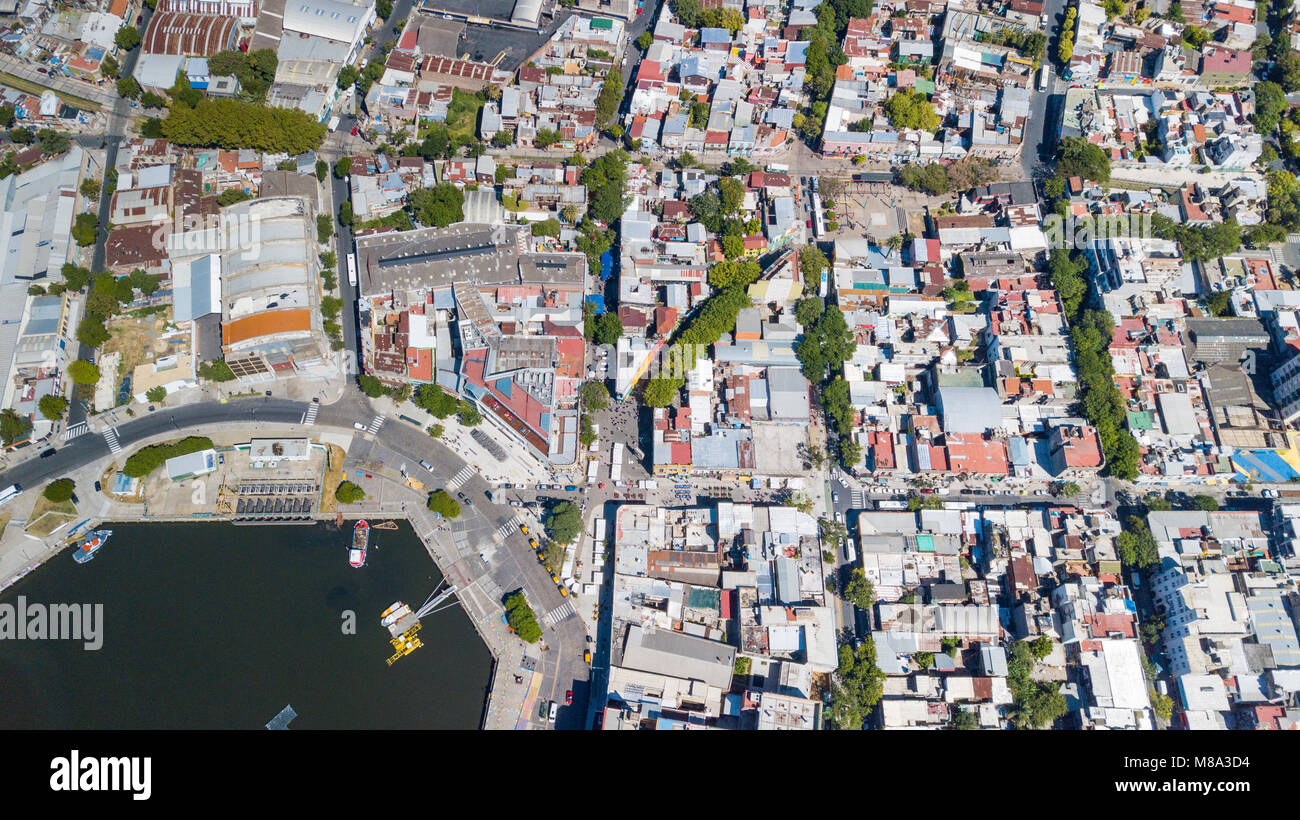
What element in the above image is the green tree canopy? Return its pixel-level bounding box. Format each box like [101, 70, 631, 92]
[544, 500, 583, 544]
[335, 480, 366, 504]
[409, 182, 464, 228]
[43, 478, 75, 503]
[427, 489, 461, 519]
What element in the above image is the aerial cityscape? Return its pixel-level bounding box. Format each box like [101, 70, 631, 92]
[0, 0, 1298, 735]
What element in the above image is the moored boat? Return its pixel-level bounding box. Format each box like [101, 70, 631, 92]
[349, 519, 369, 568]
[71, 530, 112, 564]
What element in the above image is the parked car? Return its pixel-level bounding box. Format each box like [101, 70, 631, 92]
[93, 481, 102, 492]
[39, 448, 56, 458]
[548, 701, 558, 723]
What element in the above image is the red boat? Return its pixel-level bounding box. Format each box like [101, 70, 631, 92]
[349, 520, 369, 568]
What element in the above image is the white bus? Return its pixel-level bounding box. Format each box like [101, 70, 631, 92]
[0, 485, 21, 505]
[346, 251, 358, 288]
[1037, 64, 1051, 92]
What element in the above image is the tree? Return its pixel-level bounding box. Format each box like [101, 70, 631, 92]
[43, 478, 75, 503]
[1056, 136, 1110, 184]
[335, 480, 366, 504]
[1116, 515, 1160, 569]
[80, 178, 102, 200]
[317, 212, 334, 244]
[503, 591, 542, 643]
[580, 380, 610, 410]
[456, 400, 482, 427]
[544, 500, 583, 544]
[636, 31, 653, 50]
[376, 0, 393, 18]
[1030, 635, 1055, 659]
[594, 69, 625, 130]
[1274, 51, 1300, 93]
[1191, 494, 1220, 511]
[427, 424, 444, 438]
[1254, 81, 1288, 135]
[825, 638, 886, 729]
[358, 374, 386, 398]
[334, 157, 352, 179]
[427, 489, 461, 519]
[72, 212, 99, 247]
[414, 384, 460, 418]
[592, 312, 623, 346]
[115, 25, 141, 51]
[145, 386, 167, 404]
[409, 183, 464, 228]
[883, 89, 941, 131]
[161, 98, 325, 153]
[949, 707, 978, 729]
[68, 360, 101, 385]
[534, 127, 562, 149]
[7, 126, 32, 144]
[38, 394, 68, 421]
[0, 408, 30, 446]
[842, 568, 876, 610]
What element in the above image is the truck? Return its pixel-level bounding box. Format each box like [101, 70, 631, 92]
[876, 500, 907, 510]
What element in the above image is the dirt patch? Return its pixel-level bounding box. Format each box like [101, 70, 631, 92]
[102, 306, 174, 381]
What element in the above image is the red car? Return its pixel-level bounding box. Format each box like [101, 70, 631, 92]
[351, 127, 358, 136]
[565, 690, 573, 705]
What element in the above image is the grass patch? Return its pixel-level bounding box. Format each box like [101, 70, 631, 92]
[0, 72, 100, 111]
[319, 444, 347, 515]
[25, 497, 78, 538]
[445, 88, 484, 144]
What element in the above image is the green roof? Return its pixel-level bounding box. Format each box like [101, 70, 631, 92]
[916, 534, 935, 552]
[592, 17, 613, 28]
[1127, 410, 1154, 430]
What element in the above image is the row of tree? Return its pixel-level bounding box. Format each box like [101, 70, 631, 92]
[1048, 249, 1141, 480]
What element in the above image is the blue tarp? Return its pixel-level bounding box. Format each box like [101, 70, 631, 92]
[585, 294, 605, 313]
[599, 249, 614, 280]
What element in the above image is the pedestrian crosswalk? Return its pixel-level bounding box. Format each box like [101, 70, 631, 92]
[494, 518, 521, 540]
[850, 489, 865, 508]
[366, 414, 385, 434]
[543, 600, 576, 626]
[103, 427, 121, 454]
[62, 422, 89, 441]
[302, 402, 319, 426]
[447, 464, 475, 490]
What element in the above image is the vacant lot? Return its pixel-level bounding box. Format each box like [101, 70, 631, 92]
[103, 306, 173, 381]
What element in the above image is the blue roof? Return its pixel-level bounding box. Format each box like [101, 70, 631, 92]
[699, 27, 730, 43]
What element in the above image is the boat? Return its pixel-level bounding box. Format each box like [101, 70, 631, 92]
[349, 519, 369, 568]
[381, 603, 412, 627]
[71, 530, 112, 564]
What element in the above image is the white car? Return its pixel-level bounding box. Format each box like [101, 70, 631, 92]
[936, 487, 951, 496]
[353, 422, 367, 430]
[1034, 489, 1048, 496]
